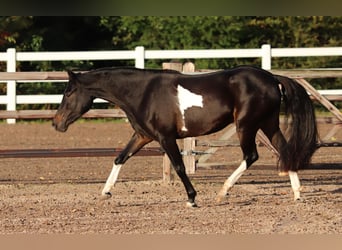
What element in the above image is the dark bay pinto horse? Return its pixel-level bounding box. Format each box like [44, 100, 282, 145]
[52, 66, 318, 207]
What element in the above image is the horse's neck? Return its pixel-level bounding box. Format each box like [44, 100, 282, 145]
[95, 76, 146, 110]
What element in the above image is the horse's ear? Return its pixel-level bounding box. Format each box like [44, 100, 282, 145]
[67, 70, 77, 79]
[65, 70, 79, 96]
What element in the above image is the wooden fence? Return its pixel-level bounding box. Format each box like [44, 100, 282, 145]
[1, 45, 342, 125]
[0, 65, 341, 181]
[0, 69, 341, 119]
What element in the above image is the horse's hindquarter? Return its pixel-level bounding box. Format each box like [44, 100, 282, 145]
[226, 67, 282, 126]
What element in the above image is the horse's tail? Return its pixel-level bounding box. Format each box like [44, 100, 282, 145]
[274, 75, 318, 172]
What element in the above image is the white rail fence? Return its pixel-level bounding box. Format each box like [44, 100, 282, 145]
[0, 44, 341, 123]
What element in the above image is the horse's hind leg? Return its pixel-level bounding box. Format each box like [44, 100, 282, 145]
[289, 171, 301, 201]
[261, 119, 302, 201]
[216, 126, 259, 203]
[159, 136, 197, 208]
[101, 132, 152, 199]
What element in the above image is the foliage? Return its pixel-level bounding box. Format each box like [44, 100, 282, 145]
[100, 16, 342, 69]
[0, 16, 341, 110]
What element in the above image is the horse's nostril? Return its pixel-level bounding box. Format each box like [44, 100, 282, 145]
[52, 117, 58, 127]
[52, 114, 63, 127]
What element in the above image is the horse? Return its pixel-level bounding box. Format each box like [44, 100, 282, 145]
[52, 66, 318, 207]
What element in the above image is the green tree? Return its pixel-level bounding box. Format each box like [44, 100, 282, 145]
[0, 16, 341, 110]
[100, 16, 341, 69]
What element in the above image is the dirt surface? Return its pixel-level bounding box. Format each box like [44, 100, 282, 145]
[0, 121, 341, 234]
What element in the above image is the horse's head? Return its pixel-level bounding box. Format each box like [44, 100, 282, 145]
[52, 70, 94, 132]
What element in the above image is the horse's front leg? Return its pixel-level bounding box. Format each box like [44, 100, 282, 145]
[101, 162, 122, 199]
[101, 132, 152, 199]
[160, 137, 197, 208]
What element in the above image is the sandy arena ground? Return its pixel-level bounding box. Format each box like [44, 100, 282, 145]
[0, 120, 341, 234]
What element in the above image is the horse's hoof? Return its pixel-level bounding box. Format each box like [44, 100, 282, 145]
[294, 197, 305, 203]
[186, 201, 198, 208]
[216, 189, 229, 203]
[100, 192, 112, 200]
[216, 195, 225, 204]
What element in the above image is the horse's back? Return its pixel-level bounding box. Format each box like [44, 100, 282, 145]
[108, 67, 282, 139]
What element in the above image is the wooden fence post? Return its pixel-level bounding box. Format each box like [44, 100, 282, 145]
[162, 154, 172, 182]
[162, 62, 183, 72]
[6, 48, 16, 124]
[183, 135, 196, 174]
[161, 61, 197, 181]
[182, 62, 196, 174]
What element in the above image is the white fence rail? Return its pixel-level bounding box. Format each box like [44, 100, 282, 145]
[1, 44, 342, 123]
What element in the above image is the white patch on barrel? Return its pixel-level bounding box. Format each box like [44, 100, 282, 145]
[177, 85, 203, 131]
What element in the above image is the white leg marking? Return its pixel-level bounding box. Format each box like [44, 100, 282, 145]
[217, 160, 247, 201]
[289, 171, 301, 201]
[101, 163, 122, 196]
[177, 85, 203, 131]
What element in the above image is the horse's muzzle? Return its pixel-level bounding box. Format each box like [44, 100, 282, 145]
[52, 114, 68, 132]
